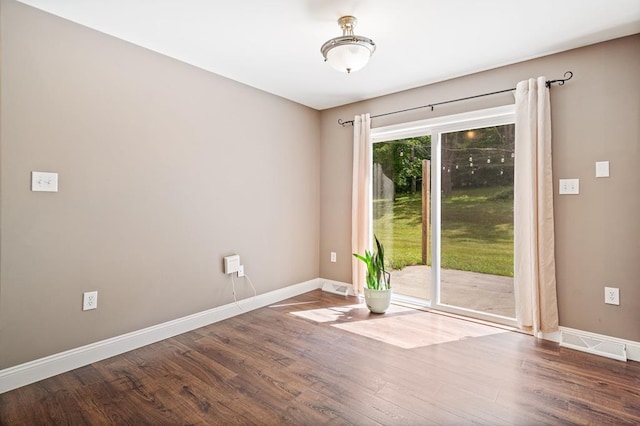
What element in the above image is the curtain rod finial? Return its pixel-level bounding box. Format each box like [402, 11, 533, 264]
[560, 71, 573, 85]
[546, 70, 573, 88]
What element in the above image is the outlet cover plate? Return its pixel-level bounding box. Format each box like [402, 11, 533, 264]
[604, 287, 619, 305]
[83, 291, 98, 311]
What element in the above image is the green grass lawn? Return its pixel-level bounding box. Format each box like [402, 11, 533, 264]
[373, 186, 514, 276]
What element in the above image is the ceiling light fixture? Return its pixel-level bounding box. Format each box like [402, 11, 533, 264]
[321, 15, 376, 74]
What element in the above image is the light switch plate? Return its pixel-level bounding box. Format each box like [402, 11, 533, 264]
[31, 171, 58, 192]
[559, 178, 579, 195]
[595, 161, 610, 178]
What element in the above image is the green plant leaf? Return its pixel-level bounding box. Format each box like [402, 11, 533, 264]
[353, 237, 390, 290]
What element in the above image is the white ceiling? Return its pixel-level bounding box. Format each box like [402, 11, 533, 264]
[16, 0, 640, 110]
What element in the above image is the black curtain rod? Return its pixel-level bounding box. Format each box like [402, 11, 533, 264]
[337, 71, 573, 127]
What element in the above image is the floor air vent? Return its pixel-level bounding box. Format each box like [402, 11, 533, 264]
[321, 281, 354, 296]
[560, 329, 627, 361]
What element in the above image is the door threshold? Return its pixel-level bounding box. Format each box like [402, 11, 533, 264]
[392, 297, 525, 334]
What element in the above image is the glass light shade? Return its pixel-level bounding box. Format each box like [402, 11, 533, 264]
[326, 43, 372, 73]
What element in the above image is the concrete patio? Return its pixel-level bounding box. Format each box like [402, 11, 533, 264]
[390, 265, 515, 318]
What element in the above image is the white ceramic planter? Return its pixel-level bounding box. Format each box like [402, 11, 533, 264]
[363, 288, 392, 314]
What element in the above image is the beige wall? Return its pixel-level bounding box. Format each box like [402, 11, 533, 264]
[0, 0, 320, 368]
[320, 35, 640, 342]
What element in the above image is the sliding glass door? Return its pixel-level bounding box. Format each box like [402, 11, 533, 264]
[436, 124, 515, 321]
[372, 136, 431, 302]
[371, 106, 516, 326]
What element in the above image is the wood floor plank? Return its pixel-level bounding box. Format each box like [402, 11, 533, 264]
[2, 289, 640, 425]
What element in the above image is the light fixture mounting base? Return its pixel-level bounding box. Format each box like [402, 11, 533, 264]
[337, 16, 357, 34]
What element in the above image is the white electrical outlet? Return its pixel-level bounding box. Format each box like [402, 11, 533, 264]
[237, 265, 245, 277]
[604, 287, 620, 305]
[330, 252, 337, 263]
[83, 291, 98, 311]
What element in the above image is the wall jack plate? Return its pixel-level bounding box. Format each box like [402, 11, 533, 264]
[83, 291, 98, 311]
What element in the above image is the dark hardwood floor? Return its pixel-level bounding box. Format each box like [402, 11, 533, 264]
[2, 290, 639, 425]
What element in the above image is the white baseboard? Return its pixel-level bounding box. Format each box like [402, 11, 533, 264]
[4, 280, 637, 394]
[560, 326, 640, 362]
[321, 279, 356, 296]
[0, 278, 322, 394]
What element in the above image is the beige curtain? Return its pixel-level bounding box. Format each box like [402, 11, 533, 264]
[351, 114, 372, 295]
[514, 77, 559, 335]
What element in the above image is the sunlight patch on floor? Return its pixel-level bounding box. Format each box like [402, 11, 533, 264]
[290, 303, 413, 323]
[332, 312, 507, 349]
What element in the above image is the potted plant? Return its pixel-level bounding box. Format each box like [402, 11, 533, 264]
[353, 236, 392, 313]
